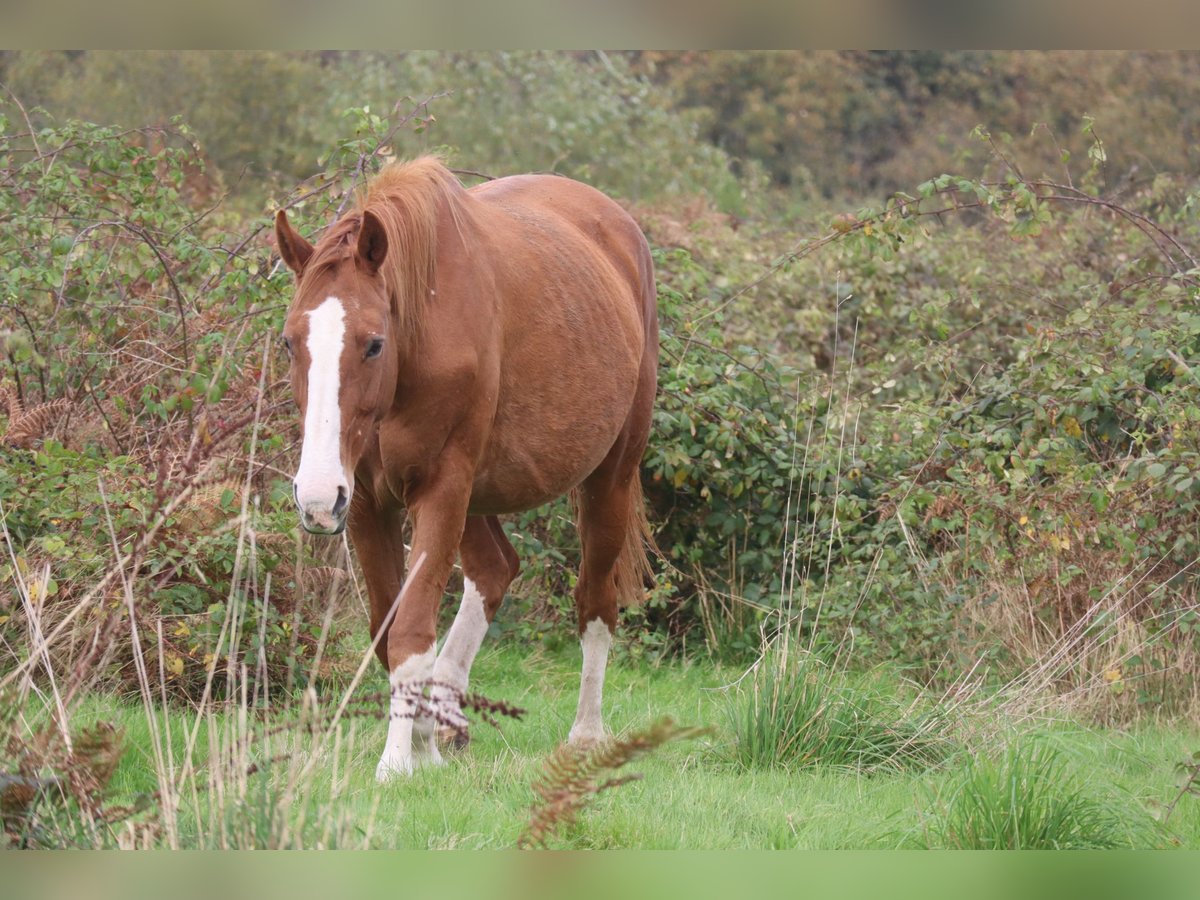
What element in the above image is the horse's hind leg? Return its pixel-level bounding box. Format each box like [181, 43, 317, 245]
[429, 515, 519, 749]
[569, 436, 648, 747]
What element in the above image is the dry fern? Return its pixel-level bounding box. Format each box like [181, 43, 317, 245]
[1, 691, 127, 844]
[0, 383, 22, 421]
[1, 389, 71, 449]
[518, 717, 710, 849]
[298, 566, 348, 599]
[171, 477, 244, 533]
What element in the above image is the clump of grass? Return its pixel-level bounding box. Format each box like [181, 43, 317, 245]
[917, 741, 1159, 849]
[729, 641, 956, 772]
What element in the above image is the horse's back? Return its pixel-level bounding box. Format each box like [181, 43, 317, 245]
[469, 174, 654, 313]
[464, 172, 653, 371]
[468, 173, 636, 235]
[456, 173, 657, 514]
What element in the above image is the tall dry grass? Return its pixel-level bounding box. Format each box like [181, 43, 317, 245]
[0, 341, 517, 847]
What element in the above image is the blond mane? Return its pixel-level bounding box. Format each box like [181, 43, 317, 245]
[307, 156, 468, 346]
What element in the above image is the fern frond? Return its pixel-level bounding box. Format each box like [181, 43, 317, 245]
[2, 397, 71, 448]
[517, 717, 710, 849]
[299, 566, 349, 599]
[0, 384, 22, 421]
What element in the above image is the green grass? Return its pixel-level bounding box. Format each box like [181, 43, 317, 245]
[46, 643, 1200, 849]
[728, 643, 957, 773]
[912, 741, 1157, 849]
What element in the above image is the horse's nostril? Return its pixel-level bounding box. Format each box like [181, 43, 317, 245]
[332, 485, 349, 519]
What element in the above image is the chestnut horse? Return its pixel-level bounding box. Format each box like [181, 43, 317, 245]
[275, 157, 658, 780]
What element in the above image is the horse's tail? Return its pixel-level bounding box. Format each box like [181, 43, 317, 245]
[614, 474, 656, 608]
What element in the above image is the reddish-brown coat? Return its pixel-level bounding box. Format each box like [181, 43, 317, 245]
[276, 157, 657, 678]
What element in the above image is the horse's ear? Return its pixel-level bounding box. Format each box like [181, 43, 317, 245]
[357, 209, 389, 275]
[275, 209, 313, 276]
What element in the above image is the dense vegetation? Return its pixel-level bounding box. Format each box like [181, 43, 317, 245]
[2, 51, 1199, 848]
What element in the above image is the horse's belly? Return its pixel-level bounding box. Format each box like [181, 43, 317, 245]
[467, 465, 584, 516]
[467, 369, 638, 515]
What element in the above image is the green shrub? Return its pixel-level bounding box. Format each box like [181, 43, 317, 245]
[639, 51, 1200, 199]
[0, 112, 346, 697]
[1, 51, 331, 181]
[2, 51, 757, 214]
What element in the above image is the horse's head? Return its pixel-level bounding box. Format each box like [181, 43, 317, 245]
[275, 208, 398, 534]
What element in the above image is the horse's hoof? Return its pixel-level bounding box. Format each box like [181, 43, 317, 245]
[437, 725, 470, 752]
[375, 756, 413, 782]
[566, 731, 606, 752]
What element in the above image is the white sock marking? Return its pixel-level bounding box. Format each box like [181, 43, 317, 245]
[433, 577, 489, 692]
[294, 296, 348, 524]
[376, 643, 440, 782]
[568, 618, 612, 746]
[429, 578, 491, 734]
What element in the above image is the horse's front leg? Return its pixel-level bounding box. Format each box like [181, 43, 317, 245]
[376, 474, 472, 782]
[346, 493, 407, 672]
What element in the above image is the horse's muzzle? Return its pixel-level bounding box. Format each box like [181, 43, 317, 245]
[295, 482, 349, 535]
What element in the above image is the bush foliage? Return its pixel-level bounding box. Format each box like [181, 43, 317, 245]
[0, 112, 350, 697]
[2, 55, 1200, 718]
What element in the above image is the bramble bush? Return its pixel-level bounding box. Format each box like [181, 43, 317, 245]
[0, 110, 368, 698]
[4, 94, 1200, 718]
[750, 130, 1200, 706]
[526, 122, 1200, 714]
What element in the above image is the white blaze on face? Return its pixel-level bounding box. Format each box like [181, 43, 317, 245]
[294, 296, 348, 527]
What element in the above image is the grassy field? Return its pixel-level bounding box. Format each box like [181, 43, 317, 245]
[49, 640, 1200, 850]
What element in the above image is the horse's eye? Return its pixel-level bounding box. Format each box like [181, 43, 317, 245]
[282, 336, 294, 358]
[365, 337, 385, 360]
